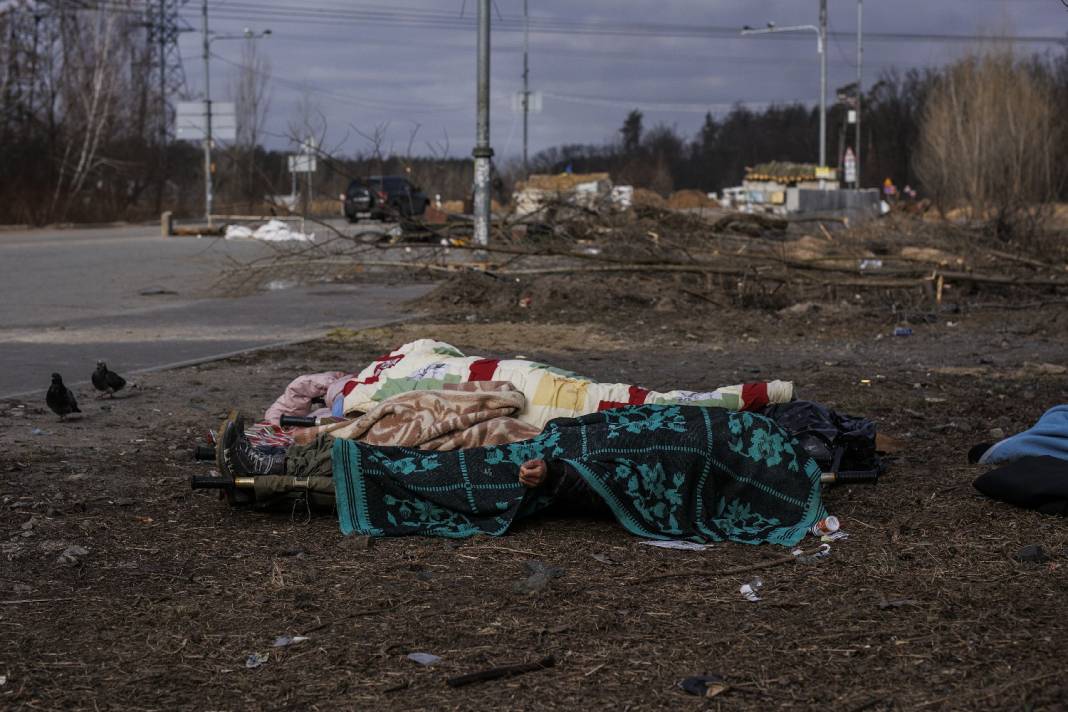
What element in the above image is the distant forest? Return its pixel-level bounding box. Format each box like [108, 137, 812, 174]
[2, 0, 1066, 224]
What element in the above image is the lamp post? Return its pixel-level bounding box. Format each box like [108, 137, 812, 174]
[472, 0, 492, 248]
[201, 1, 270, 225]
[742, 6, 828, 169]
[855, 0, 863, 188]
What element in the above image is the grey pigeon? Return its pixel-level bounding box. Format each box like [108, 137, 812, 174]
[92, 360, 126, 398]
[46, 373, 81, 420]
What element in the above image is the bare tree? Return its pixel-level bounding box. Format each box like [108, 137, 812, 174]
[233, 38, 272, 210]
[915, 48, 1062, 244]
[50, 4, 125, 214]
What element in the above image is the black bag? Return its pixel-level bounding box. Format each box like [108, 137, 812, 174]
[764, 400, 883, 480]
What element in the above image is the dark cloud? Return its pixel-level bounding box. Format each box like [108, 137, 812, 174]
[180, 0, 1068, 157]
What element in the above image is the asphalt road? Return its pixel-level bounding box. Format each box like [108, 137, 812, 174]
[0, 223, 430, 399]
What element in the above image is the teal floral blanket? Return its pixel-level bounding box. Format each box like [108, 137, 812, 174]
[332, 405, 826, 546]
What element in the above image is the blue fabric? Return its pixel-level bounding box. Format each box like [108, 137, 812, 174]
[980, 405, 1068, 465]
[332, 405, 826, 547]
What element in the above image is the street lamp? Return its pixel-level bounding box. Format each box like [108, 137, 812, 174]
[201, 0, 270, 224]
[741, 3, 828, 170]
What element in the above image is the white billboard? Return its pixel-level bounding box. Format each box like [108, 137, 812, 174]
[176, 101, 237, 141]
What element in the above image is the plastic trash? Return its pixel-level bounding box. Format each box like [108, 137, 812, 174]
[245, 652, 268, 669]
[792, 543, 832, 564]
[679, 674, 728, 698]
[739, 577, 763, 602]
[859, 259, 883, 271]
[810, 516, 840, 537]
[893, 327, 913, 337]
[1014, 544, 1050, 564]
[56, 545, 88, 567]
[407, 652, 442, 666]
[638, 540, 711, 552]
[31, 428, 46, 436]
[273, 635, 309, 648]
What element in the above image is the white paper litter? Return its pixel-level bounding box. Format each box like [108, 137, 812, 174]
[225, 219, 315, 242]
[245, 652, 268, 669]
[739, 576, 763, 602]
[638, 540, 711, 552]
[792, 543, 833, 563]
[406, 652, 441, 666]
[273, 635, 309, 648]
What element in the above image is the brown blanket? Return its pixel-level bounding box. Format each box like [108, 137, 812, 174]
[290, 382, 541, 450]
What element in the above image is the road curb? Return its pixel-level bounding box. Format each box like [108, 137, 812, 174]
[0, 315, 417, 401]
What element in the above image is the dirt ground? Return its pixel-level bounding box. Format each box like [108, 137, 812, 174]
[2, 270, 1068, 710]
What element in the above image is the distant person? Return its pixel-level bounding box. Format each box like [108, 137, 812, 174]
[882, 177, 898, 201]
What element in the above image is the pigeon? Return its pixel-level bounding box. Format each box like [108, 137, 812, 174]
[46, 373, 81, 420]
[92, 361, 126, 398]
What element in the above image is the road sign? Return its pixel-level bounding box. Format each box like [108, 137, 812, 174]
[176, 101, 236, 141]
[844, 147, 857, 185]
[511, 91, 543, 113]
[287, 154, 317, 173]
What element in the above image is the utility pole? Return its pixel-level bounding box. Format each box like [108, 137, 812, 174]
[201, 0, 213, 226]
[472, 0, 493, 247]
[522, 0, 530, 174]
[855, 0, 863, 188]
[819, 0, 827, 168]
[157, 0, 167, 213]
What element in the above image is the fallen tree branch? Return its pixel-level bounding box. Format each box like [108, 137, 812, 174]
[633, 545, 828, 586]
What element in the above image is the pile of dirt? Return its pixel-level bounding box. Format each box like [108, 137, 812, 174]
[630, 188, 667, 209]
[666, 189, 718, 209]
[407, 268, 800, 324]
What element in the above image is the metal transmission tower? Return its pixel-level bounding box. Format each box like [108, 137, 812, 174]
[144, 0, 191, 145]
[141, 0, 191, 211]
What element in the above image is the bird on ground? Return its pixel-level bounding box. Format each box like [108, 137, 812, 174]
[46, 373, 81, 420]
[92, 361, 126, 398]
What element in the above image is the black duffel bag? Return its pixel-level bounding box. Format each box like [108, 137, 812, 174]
[764, 400, 883, 482]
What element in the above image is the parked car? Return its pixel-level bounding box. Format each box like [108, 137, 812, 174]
[341, 175, 430, 222]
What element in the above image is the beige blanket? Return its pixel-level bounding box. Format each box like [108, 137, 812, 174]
[291, 382, 540, 450]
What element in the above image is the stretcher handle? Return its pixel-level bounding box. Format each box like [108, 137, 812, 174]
[191, 474, 231, 490]
[280, 415, 317, 427]
[821, 470, 880, 484]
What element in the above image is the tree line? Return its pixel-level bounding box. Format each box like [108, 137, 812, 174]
[1, 1, 1065, 226]
[530, 47, 1068, 203]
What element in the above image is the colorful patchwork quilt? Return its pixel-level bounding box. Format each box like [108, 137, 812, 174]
[335, 339, 794, 428]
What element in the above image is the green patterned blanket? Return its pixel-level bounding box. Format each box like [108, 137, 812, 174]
[333, 405, 826, 546]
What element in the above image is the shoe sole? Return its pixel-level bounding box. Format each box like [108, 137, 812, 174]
[214, 409, 242, 475]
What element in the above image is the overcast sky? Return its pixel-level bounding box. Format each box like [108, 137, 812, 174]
[177, 0, 1067, 159]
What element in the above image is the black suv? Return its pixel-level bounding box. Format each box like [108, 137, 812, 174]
[342, 175, 430, 222]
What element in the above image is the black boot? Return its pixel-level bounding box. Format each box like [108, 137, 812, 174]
[219, 417, 287, 478]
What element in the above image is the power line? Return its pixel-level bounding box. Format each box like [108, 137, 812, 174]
[209, 50, 469, 113]
[70, 0, 1068, 45]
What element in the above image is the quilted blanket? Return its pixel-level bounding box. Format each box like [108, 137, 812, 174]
[306, 382, 540, 449]
[335, 339, 795, 428]
[332, 404, 826, 546]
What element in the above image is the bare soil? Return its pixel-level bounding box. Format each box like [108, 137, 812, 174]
[2, 272, 1068, 710]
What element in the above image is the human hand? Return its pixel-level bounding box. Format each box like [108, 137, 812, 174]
[519, 459, 548, 488]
